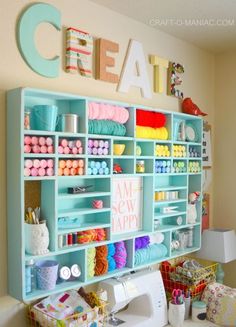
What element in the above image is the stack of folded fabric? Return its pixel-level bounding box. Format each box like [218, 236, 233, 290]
[88, 102, 129, 136]
[136, 109, 169, 140]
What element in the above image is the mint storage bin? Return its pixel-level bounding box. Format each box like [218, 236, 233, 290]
[31, 105, 58, 131]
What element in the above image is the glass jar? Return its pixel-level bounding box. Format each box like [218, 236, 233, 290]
[136, 160, 145, 173]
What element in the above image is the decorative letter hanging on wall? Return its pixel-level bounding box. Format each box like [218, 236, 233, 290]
[96, 38, 119, 83]
[17, 3, 61, 78]
[149, 55, 169, 93]
[118, 40, 152, 99]
[167, 62, 184, 98]
[66, 27, 93, 77]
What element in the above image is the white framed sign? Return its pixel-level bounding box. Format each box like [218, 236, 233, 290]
[111, 177, 143, 234]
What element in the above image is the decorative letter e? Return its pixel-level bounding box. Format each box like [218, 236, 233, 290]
[17, 3, 61, 78]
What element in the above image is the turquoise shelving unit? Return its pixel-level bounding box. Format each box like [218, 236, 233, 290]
[7, 88, 203, 301]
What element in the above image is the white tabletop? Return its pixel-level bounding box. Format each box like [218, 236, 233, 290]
[166, 320, 218, 326]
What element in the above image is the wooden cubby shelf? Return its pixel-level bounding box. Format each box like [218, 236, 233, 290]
[7, 88, 203, 301]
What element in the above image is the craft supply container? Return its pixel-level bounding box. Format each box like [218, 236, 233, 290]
[25, 222, 49, 255]
[168, 301, 185, 327]
[60, 113, 79, 133]
[192, 301, 206, 322]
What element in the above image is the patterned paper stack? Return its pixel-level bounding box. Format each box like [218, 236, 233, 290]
[24, 136, 54, 154]
[87, 160, 109, 175]
[58, 138, 83, 155]
[87, 139, 109, 156]
[58, 159, 84, 176]
[24, 159, 54, 177]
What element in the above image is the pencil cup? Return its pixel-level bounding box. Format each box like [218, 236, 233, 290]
[168, 301, 185, 327]
[25, 222, 49, 255]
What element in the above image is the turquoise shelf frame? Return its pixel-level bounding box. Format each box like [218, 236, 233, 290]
[7, 87, 203, 301]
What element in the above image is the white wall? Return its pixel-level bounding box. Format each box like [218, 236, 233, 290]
[214, 51, 236, 288]
[0, 0, 215, 325]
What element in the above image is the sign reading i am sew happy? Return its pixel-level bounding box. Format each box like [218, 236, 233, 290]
[112, 177, 143, 234]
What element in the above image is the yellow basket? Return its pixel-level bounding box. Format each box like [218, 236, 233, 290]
[26, 301, 107, 327]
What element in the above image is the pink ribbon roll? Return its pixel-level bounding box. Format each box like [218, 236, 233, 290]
[24, 136, 31, 145]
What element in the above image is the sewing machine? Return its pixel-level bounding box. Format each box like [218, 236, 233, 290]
[99, 269, 168, 327]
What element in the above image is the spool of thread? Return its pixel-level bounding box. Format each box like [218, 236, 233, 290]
[92, 200, 103, 209]
[58, 235, 63, 248]
[67, 233, 73, 246]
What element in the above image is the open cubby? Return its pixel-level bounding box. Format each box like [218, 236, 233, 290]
[113, 158, 134, 175]
[7, 87, 203, 301]
[136, 140, 154, 157]
[113, 139, 134, 156]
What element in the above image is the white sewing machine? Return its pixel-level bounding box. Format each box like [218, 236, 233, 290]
[99, 269, 168, 327]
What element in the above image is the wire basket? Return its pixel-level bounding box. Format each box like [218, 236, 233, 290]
[26, 300, 107, 327]
[160, 256, 218, 300]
